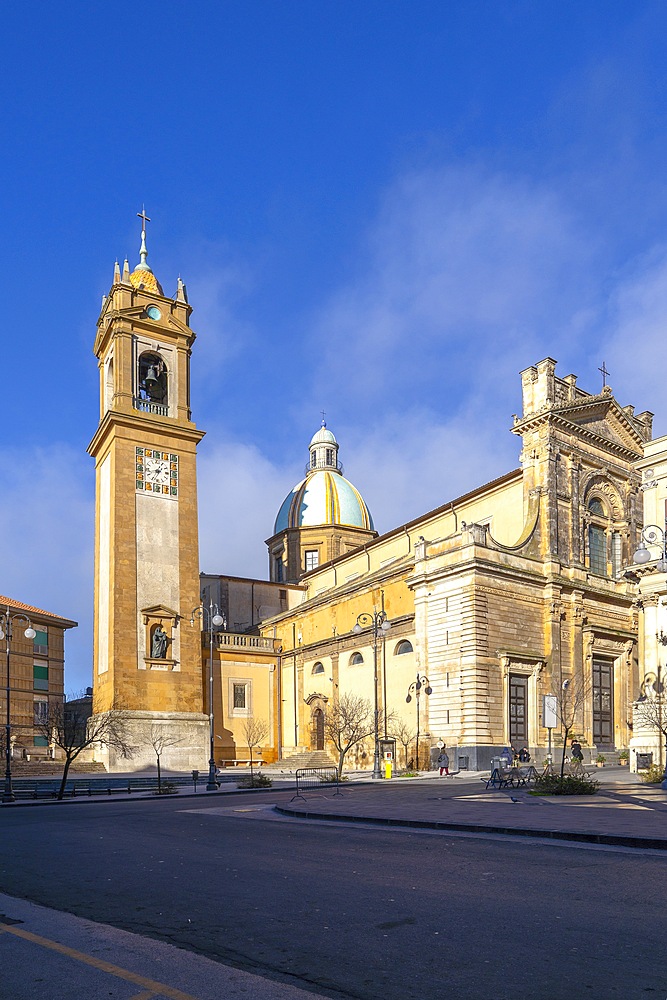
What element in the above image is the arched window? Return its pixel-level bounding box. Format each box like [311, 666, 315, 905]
[395, 640, 413, 655]
[312, 661, 324, 675]
[137, 352, 168, 414]
[349, 652, 364, 665]
[587, 497, 607, 576]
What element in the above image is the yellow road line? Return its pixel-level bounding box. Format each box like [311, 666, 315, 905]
[0, 922, 199, 1000]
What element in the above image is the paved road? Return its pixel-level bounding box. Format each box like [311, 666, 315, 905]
[1, 787, 666, 999]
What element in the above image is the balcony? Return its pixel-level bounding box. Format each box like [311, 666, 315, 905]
[305, 459, 344, 475]
[214, 632, 276, 651]
[134, 397, 168, 417]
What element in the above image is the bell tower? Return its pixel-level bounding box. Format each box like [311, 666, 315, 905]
[88, 213, 207, 770]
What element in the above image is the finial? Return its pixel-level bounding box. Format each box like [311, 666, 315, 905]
[122, 258, 130, 282]
[136, 206, 152, 272]
[113, 260, 121, 283]
[176, 275, 188, 303]
[321, 409, 326, 427]
[598, 361, 610, 390]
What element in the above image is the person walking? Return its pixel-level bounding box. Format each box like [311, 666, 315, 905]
[571, 739, 583, 761]
[437, 746, 450, 776]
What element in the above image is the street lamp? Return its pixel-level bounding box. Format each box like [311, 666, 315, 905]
[191, 599, 226, 792]
[406, 673, 432, 772]
[0, 606, 36, 803]
[353, 608, 391, 779]
[633, 523, 667, 572]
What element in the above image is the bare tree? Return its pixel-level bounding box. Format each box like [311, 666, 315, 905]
[390, 718, 416, 770]
[35, 697, 135, 800]
[142, 724, 183, 791]
[242, 717, 269, 780]
[324, 693, 374, 777]
[553, 672, 591, 780]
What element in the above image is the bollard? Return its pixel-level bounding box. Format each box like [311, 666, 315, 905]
[384, 758, 392, 780]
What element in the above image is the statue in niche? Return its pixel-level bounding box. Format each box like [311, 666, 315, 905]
[151, 625, 170, 659]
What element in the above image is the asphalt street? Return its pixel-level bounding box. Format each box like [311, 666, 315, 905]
[1, 786, 666, 1000]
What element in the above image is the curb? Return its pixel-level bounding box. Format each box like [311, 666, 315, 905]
[274, 804, 667, 851]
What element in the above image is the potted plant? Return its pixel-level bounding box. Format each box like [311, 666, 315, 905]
[618, 749, 629, 765]
[596, 753, 606, 767]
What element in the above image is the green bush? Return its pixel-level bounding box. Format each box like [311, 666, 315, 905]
[319, 773, 348, 782]
[155, 782, 178, 795]
[531, 774, 599, 796]
[639, 764, 665, 784]
[237, 774, 273, 788]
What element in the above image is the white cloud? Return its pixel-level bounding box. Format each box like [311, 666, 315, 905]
[304, 165, 601, 428]
[0, 445, 94, 696]
[603, 246, 667, 436]
[197, 439, 300, 580]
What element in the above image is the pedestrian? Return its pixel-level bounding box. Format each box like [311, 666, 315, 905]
[571, 739, 583, 761]
[518, 746, 531, 763]
[500, 746, 513, 768]
[437, 746, 450, 776]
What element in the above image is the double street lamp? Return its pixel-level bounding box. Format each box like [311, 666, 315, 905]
[354, 608, 391, 779]
[0, 607, 36, 803]
[633, 523, 667, 571]
[191, 599, 226, 792]
[406, 673, 432, 772]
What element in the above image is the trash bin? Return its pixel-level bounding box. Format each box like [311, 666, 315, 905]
[636, 752, 653, 770]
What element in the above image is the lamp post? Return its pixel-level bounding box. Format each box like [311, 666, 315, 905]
[353, 608, 391, 779]
[633, 523, 667, 572]
[191, 599, 226, 791]
[0, 606, 36, 803]
[406, 673, 432, 772]
[653, 636, 667, 789]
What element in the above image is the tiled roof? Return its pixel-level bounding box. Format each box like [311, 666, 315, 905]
[129, 267, 164, 296]
[0, 595, 77, 627]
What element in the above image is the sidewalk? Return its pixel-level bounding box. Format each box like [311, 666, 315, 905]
[276, 769, 667, 850]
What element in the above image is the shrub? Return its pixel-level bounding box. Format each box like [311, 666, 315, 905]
[531, 774, 599, 796]
[595, 753, 606, 764]
[155, 782, 178, 795]
[319, 773, 348, 783]
[639, 764, 665, 784]
[237, 774, 273, 789]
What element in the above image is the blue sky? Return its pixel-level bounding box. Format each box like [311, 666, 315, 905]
[2, 2, 667, 693]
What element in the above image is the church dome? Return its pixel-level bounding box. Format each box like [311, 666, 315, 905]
[274, 422, 374, 534]
[310, 424, 337, 447]
[129, 265, 163, 296]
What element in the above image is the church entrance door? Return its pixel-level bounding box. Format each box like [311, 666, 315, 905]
[313, 708, 325, 751]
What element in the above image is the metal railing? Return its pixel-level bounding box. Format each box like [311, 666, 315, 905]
[305, 459, 344, 475]
[291, 766, 342, 801]
[134, 397, 169, 417]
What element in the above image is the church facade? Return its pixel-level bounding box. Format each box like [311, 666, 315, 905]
[90, 225, 658, 773]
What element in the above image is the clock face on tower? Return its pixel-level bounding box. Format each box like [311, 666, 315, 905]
[136, 447, 178, 497]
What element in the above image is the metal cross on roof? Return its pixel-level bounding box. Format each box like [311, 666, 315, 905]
[137, 206, 151, 233]
[598, 361, 610, 388]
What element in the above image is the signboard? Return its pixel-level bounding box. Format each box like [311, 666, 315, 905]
[543, 694, 558, 729]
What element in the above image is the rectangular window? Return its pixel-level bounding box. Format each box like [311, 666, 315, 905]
[589, 525, 607, 576]
[305, 550, 319, 572]
[509, 674, 528, 746]
[33, 630, 48, 656]
[611, 532, 622, 578]
[33, 736, 49, 747]
[33, 664, 49, 691]
[274, 557, 283, 582]
[34, 700, 48, 725]
[229, 679, 252, 716]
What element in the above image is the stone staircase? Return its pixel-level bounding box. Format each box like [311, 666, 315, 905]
[265, 750, 337, 772]
[9, 759, 108, 776]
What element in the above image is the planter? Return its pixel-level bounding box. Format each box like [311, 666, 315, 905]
[619, 759, 629, 766]
[596, 762, 605, 767]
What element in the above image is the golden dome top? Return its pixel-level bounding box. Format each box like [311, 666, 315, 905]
[129, 266, 163, 296]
